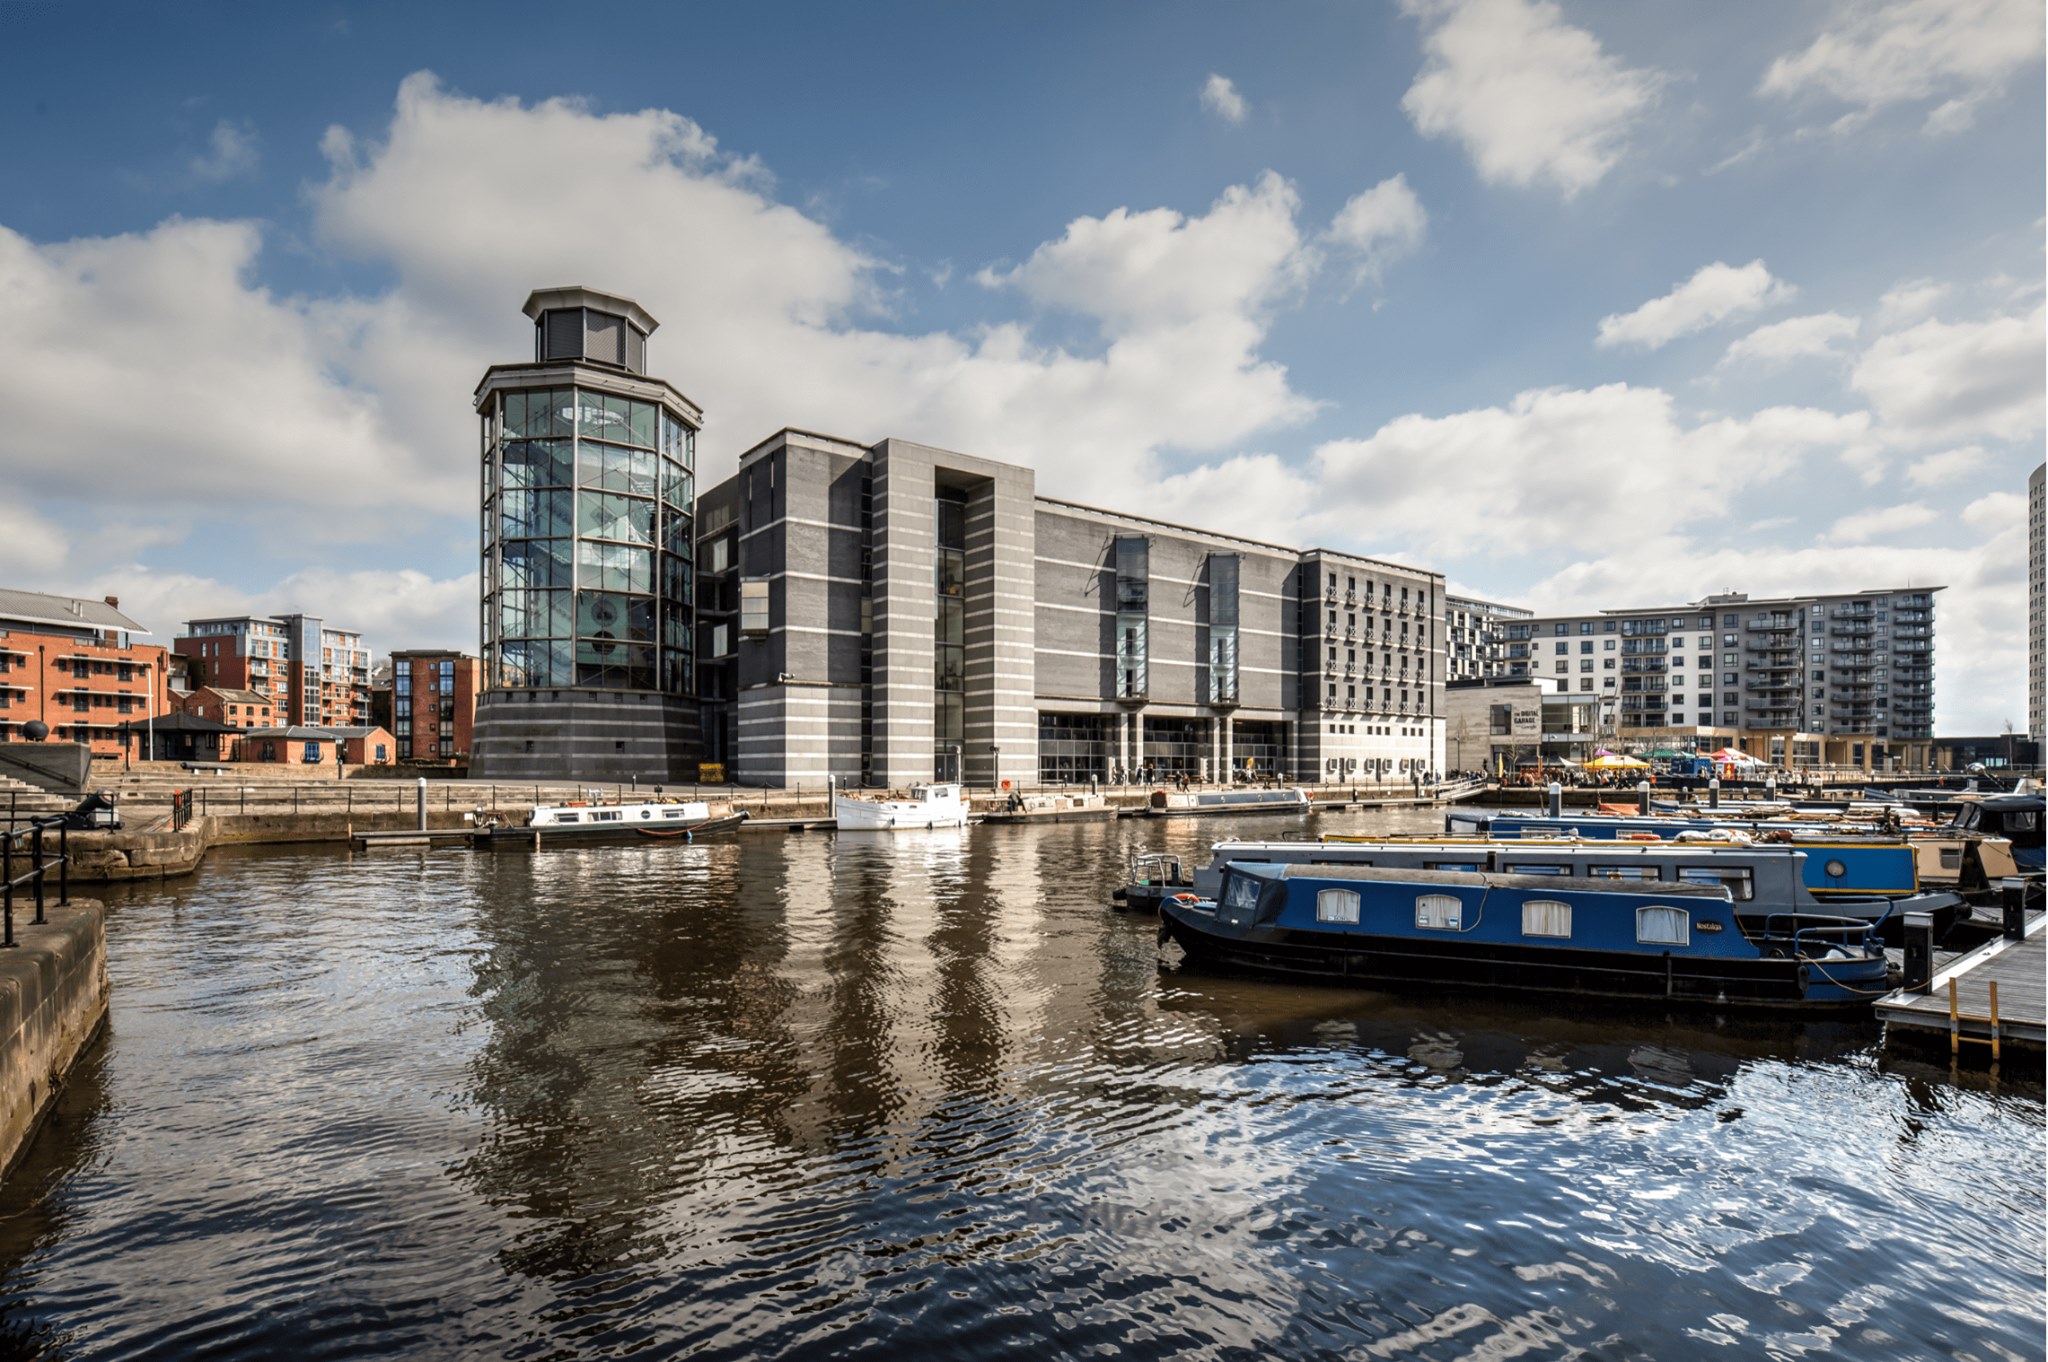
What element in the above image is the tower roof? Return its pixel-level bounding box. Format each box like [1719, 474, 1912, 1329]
[521, 286, 658, 335]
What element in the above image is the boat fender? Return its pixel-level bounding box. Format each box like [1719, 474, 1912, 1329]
[1624, 832, 1661, 841]
[1171, 893, 1201, 905]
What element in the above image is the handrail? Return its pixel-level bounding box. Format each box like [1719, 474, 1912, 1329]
[0, 814, 71, 948]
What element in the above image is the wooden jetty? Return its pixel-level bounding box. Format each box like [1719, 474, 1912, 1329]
[1876, 903, 2044, 1059]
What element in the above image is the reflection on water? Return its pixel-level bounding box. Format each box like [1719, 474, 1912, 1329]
[0, 807, 2038, 1360]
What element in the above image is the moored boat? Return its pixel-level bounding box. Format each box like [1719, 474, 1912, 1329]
[1158, 863, 1892, 1009]
[833, 782, 970, 831]
[980, 790, 1113, 824]
[480, 798, 748, 846]
[1146, 786, 1312, 817]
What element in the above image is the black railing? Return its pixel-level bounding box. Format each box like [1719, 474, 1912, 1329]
[0, 815, 70, 948]
[170, 789, 194, 833]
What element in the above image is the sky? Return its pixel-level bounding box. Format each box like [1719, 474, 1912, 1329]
[0, 0, 2040, 733]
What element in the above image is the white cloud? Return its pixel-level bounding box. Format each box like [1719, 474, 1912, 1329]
[1596, 260, 1795, 350]
[1903, 444, 1987, 486]
[1849, 306, 2045, 442]
[1399, 0, 1660, 197]
[1719, 311, 1861, 367]
[0, 71, 1334, 654]
[1200, 73, 1248, 124]
[1760, 0, 2044, 131]
[1306, 383, 1869, 557]
[189, 119, 260, 183]
[1824, 501, 1938, 543]
[1875, 277, 1950, 327]
[1324, 174, 1428, 285]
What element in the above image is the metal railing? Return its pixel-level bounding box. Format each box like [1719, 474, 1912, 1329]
[0, 815, 70, 948]
[170, 789, 195, 833]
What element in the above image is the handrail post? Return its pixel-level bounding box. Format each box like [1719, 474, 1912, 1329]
[30, 825, 45, 925]
[57, 822, 68, 907]
[2, 835, 12, 947]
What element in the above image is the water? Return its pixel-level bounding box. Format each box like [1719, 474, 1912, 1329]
[0, 809, 2039, 1360]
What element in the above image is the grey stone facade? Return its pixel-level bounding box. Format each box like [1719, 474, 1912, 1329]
[699, 429, 1446, 787]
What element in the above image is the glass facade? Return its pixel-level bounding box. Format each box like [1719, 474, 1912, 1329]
[1207, 554, 1239, 705]
[481, 386, 694, 693]
[934, 492, 967, 780]
[1114, 536, 1148, 700]
[1037, 712, 1109, 783]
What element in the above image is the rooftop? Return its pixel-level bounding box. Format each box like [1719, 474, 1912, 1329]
[0, 588, 148, 636]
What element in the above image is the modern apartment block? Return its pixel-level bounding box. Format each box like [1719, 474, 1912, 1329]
[1506, 588, 1941, 768]
[1444, 594, 1532, 681]
[2029, 461, 2043, 741]
[0, 589, 169, 756]
[390, 650, 481, 761]
[470, 287, 701, 780]
[697, 428, 1445, 789]
[174, 614, 371, 728]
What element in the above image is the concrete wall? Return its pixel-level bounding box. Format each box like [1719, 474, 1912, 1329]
[0, 899, 107, 1181]
[0, 742, 91, 796]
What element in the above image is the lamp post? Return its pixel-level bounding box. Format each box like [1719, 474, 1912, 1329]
[990, 742, 1000, 796]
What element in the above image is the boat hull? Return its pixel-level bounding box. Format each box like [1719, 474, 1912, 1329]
[481, 811, 749, 846]
[1159, 904, 1879, 1010]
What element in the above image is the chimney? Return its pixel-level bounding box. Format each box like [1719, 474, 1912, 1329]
[104, 595, 120, 609]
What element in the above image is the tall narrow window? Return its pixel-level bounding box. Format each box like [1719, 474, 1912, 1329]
[1207, 553, 1240, 705]
[934, 491, 968, 779]
[1114, 536, 1149, 700]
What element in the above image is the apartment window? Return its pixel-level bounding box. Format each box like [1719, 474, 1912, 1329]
[739, 579, 770, 636]
[1555, 642, 1568, 654]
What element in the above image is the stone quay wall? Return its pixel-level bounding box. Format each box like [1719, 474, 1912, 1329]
[0, 899, 107, 1181]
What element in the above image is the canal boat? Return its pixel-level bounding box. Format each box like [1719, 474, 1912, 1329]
[1157, 862, 1892, 1010]
[480, 798, 749, 846]
[1146, 786, 1313, 818]
[1941, 792, 2044, 873]
[980, 790, 1114, 824]
[833, 782, 970, 831]
[1120, 835, 1962, 933]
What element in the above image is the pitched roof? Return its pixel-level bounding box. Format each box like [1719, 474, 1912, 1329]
[0, 587, 148, 635]
[196, 687, 273, 705]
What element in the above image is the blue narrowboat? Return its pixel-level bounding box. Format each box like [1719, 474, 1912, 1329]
[1157, 863, 1893, 1010]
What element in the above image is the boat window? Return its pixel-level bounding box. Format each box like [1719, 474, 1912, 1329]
[1636, 905, 1690, 946]
[1224, 877, 1261, 911]
[1589, 865, 1660, 881]
[555, 812, 580, 824]
[1939, 848, 1961, 868]
[1676, 867, 1753, 901]
[1522, 900, 1572, 938]
[594, 811, 621, 822]
[640, 809, 652, 818]
[2006, 811, 2039, 833]
[1424, 860, 1481, 872]
[1505, 863, 1568, 876]
[1415, 893, 1462, 930]
[1316, 889, 1361, 924]
[1311, 857, 1368, 866]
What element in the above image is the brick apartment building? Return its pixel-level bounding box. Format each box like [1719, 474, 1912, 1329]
[390, 651, 481, 761]
[0, 588, 170, 758]
[175, 613, 372, 730]
[177, 685, 279, 753]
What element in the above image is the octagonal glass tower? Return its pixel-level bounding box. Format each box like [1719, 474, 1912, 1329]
[470, 287, 703, 779]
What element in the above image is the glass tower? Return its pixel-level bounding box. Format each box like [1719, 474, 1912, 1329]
[471, 288, 703, 779]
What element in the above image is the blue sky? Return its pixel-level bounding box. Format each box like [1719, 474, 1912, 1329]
[1, 0, 2040, 731]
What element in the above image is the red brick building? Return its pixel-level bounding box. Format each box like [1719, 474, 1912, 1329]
[178, 686, 279, 744]
[0, 589, 170, 757]
[391, 651, 481, 761]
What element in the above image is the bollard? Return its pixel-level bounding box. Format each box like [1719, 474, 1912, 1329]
[1708, 777, 1719, 810]
[1637, 780, 1652, 815]
[1546, 781, 1562, 818]
[1902, 912, 1933, 992]
[2001, 880, 2027, 940]
[416, 777, 428, 831]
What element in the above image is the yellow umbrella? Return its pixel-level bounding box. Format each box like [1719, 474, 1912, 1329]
[1584, 754, 1650, 771]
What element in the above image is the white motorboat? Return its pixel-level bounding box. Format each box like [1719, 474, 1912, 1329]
[834, 782, 970, 830]
[480, 797, 748, 845]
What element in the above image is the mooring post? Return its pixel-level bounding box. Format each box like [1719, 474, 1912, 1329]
[1902, 912, 1933, 992]
[416, 776, 427, 831]
[1637, 780, 1652, 815]
[1546, 781, 1562, 818]
[1708, 777, 1719, 809]
[2001, 880, 2026, 940]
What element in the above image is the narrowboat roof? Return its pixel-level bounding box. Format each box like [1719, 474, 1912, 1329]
[1237, 862, 1732, 897]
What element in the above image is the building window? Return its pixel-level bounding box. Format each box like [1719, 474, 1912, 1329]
[739, 579, 770, 636]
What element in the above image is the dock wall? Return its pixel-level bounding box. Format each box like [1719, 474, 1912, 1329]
[0, 899, 108, 1180]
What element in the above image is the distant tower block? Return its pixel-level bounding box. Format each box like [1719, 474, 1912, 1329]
[470, 287, 703, 780]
